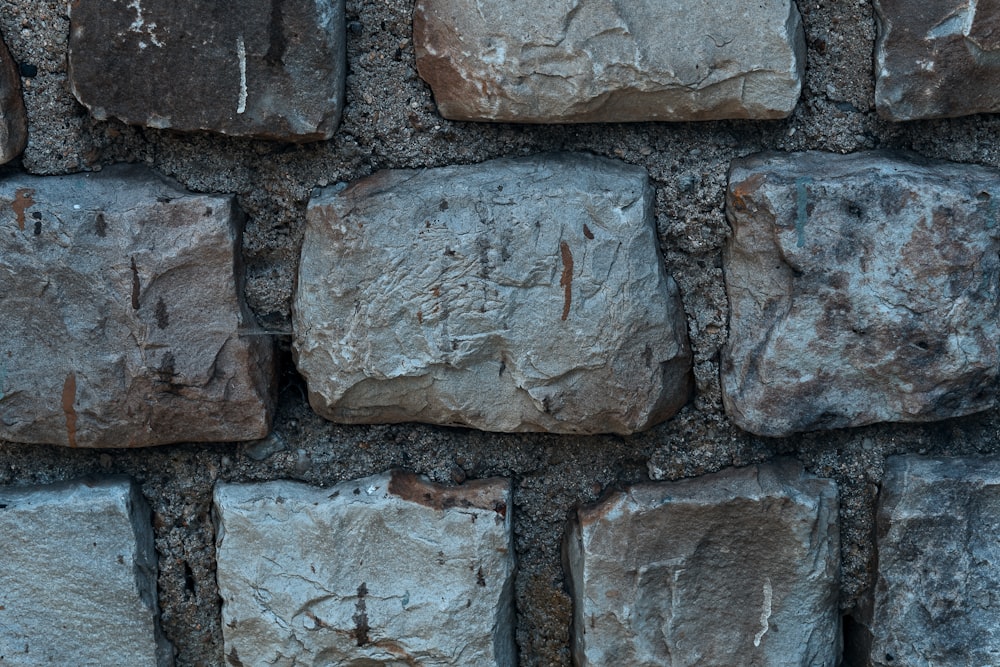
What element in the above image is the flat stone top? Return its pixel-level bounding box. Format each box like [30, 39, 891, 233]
[68, 0, 345, 141]
[0, 475, 135, 509]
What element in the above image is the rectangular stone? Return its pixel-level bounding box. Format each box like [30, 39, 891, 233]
[0, 165, 274, 447]
[214, 471, 515, 666]
[0, 477, 172, 666]
[875, 0, 1000, 120]
[723, 151, 1000, 436]
[566, 460, 841, 666]
[0, 33, 26, 164]
[870, 455, 1000, 666]
[68, 0, 345, 141]
[414, 0, 804, 122]
[293, 153, 692, 435]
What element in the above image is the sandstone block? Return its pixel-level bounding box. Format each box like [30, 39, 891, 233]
[566, 460, 841, 666]
[68, 0, 345, 141]
[0, 165, 274, 447]
[0, 477, 172, 666]
[214, 471, 515, 666]
[414, 0, 804, 122]
[0, 34, 26, 164]
[293, 153, 692, 434]
[722, 151, 1000, 436]
[870, 455, 1000, 666]
[875, 0, 1000, 120]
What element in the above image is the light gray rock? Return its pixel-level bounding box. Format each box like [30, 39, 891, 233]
[293, 153, 691, 434]
[870, 455, 1000, 666]
[414, 0, 804, 122]
[566, 460, 840, 667]
[214, 471, 515, 667]
[722, 151, 1000, 437]
[68, 0, 345, 141]
[875, 0, 1000, 120]
[0, 33, 27, 164]
[0, 165, 274, 447]
[0, 477, 172, 666]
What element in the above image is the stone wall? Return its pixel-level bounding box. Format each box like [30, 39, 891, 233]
[2, 0, 1000, 665]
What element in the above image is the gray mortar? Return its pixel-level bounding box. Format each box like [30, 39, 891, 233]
[3, 0, 1000, 665]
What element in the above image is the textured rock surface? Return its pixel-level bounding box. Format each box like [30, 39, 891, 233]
[0, 477, 172, 666]
[566, 459, 841, 666]
[214, 471, 515, 666]
[0, 166, 274, 447]
[722, 151, 1000, 437]
[875, 0, 1000, 120]
[414, 0, 805, 122]
[294, 153, 692, 434]
[870, 455, 1000, 666]
[68, 0, 345, 141]
[0, 33, 26, 164]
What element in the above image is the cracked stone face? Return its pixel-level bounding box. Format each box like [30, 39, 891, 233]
[875, 0, 1000, 119]
[722, 151, 1000, 437]
[293, 153, 692, 435]
[68, 0, 345, 141]
[213, 471, 515, 666]
[414, 0, 805, 122]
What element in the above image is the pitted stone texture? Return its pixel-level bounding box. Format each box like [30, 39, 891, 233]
[414, 0, 804, 122]
[0, 34, 26, 164]
[875, 0, 1000, 120]
[68, 0, 345, 141]
[0, 477, 172, 666]
[566, 460, 840, 667]
[293, 153, 691, 434]
[722, 151, 1000, 437]
[0, 166, 274, 447]
[214, 471, 515, 667]
[871, 455, 1000, 666]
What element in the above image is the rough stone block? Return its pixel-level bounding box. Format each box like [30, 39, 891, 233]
[0, 477, 172, 666]
[414, 0, 804, 122]
[0, 165, 274, 447]
[870, 455, 1000, 666]
[723, 151, 1000, 436]
[214, 471, 515, 666]
[68, 0, 345, 141]
[293, 153, 692, 434]
[0, 34, 27, 164]
[566, 460, 841, 666]
[875, 0, 1000, 120]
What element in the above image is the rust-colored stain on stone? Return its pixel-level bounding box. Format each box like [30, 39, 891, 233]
[388, 469, 508, 516]
[61, 372, 78, 447]
[12, 188, 35, 231]
[560, 241, 574, 321]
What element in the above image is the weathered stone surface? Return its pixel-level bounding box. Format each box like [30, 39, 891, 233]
[214, 471, 515, 666]
[870, 455, 1000, 666]
[414, 0, 804, 122]
[68, 0, 345, 141]
[0, 165, 274, 447]
[722, 151, 1000, 437]
[0, 34, 27, 164]
[566, 460, 840, 666]
[293, 153, 691, 434]
[0, 477, 172, 666]
[875, 0, 1000, 120]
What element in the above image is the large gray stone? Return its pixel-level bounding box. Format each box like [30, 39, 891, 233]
[875, 0, 1000, 120]
[870, 455, 1000, 666]
[414, 0, 804, 122]
[68, 0, 345, 141]
[0, 477, 172, 666]
[722, 151, 1000, 437]
[214, 471, 515, 666]
[566, 460, 841, 667]
[0, 33, 27, 164]
[0, 165, 274, 447]
[293, 153, 692, 435]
